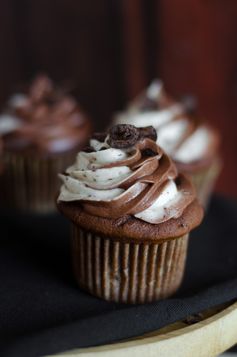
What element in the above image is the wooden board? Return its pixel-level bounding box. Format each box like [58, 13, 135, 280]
[51, 301, 237, 357]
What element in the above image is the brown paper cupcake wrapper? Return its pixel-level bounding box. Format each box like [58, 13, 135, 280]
[0, 152, 74, 213]
[71, 226, 189, 304]
[191, 158, 221, 208]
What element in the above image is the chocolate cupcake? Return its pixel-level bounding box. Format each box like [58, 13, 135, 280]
[0, 75, 92, 213]
[114, 80, 221, 207]
[57, 124, 203, 304]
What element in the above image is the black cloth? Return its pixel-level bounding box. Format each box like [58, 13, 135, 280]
[0, 195, 237, 357]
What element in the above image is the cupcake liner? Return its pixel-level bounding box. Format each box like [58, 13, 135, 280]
[0, 151, 74, 213]
[71, 225, 189, 304]
[191, 158, 221, 208]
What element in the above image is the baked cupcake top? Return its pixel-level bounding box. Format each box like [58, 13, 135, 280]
[57, 125, 203, 242]
[114, 80, 219, 172]
[0, 75, 92, 155]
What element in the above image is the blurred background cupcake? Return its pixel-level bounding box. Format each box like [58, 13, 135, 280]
[114, 80, 221, 206]
[0, 74, 92, 214]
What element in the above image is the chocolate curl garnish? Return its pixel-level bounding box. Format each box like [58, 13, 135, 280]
[108, 124, 140, 149]
[139, 126, 157, 142]
[108, 124, 157, 149]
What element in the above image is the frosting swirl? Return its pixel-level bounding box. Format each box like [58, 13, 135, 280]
[114, 80, 219, 168]
[58, 125, 196, 225]
[0, 75, 91, 154]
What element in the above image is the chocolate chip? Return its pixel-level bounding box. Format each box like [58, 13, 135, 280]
[108, 124, 140, 149]
[92, 132, 107, 142]
[83, 146, 95, 153]
[139, 126, 157, 142]
[142, 148, 157, 157]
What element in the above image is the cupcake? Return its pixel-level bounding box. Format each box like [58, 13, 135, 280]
[0, 74, 92, 213]
[114, 80, 221, 207]
[57, 124, 203, 304]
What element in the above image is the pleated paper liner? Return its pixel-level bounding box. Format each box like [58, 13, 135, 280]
[0, 151, 74, 214]
[71, 226, 189, 304]
[191, 157, 222, 208]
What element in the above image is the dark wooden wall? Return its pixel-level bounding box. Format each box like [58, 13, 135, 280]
[0, 0, 237, 196]
[158, 0, 237, 197]
[0, 0, 125, 130]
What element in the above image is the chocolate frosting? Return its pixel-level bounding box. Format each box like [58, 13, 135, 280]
[1, 75, 92, 155]
[58, 125, 203, 234]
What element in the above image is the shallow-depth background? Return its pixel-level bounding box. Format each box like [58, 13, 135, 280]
[0, 0, 237, 196]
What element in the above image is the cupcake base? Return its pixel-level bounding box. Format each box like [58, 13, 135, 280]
[191, 158, 221, 208]
[71, 225, 189, 304]
[0, 151, 75, 214]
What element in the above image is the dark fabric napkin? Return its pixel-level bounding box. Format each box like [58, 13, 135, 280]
[0, 195, 237, 357]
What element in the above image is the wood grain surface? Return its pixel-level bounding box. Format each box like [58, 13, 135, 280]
[51, 301, 237, 357]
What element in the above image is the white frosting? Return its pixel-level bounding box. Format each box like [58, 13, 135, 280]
[0, 114, 21, 134]
[173, 126, 210, 163]
[158, 118, 188, 155]
[0, 93, 27, 135]
[59, 174, 124, 201]
[135, 180, 181, 223]
[68, 166, 132, 189]
[71, 147, 132, 171]
[114, 80, 211, 163]
[146, 80, 163, 99]
[90, 139, 109, 151]
[8, 94, 28, 108]
[115, 107, 180, 129]
[58, 138, 184, 224]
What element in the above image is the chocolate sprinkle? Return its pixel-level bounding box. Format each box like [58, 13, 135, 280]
[142, 148, 157, 157]
[83, 146, 95, 153]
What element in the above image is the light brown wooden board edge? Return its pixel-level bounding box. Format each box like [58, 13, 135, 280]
[49, 301, 237, 357]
